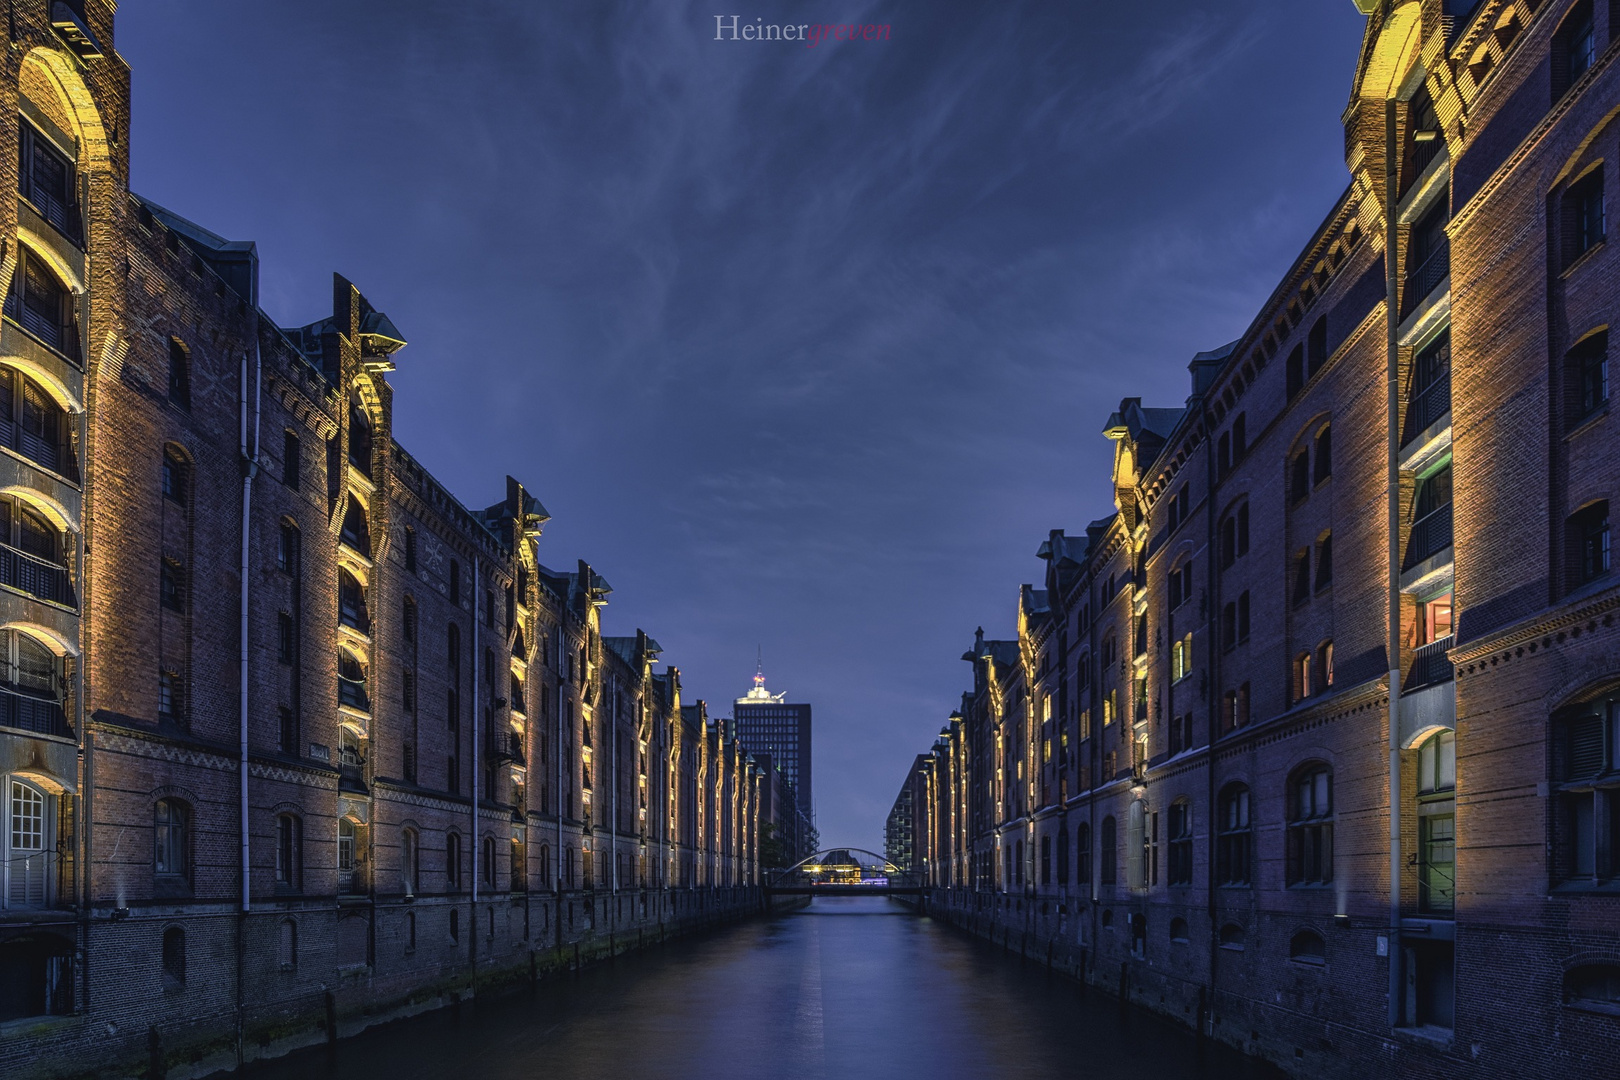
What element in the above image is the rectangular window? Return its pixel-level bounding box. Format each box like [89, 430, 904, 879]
[1237, 592, 1250, 641]
[1566, 168, 1605, 266]
[1571, 502, 1611, 588]
[1168, 804, 1192, 885]
[282, 431, 299, 488]
[158, 671, 178, 719]
[160, 560, 183, 611]
[278, 706, 298, 755]
[277, 611, 294, 664]
[1568, 331, 1609, 423]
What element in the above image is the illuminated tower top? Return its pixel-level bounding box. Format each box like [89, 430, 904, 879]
[739, 650, 786, 704]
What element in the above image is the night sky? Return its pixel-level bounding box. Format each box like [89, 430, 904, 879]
[118, 1, 1367, 853]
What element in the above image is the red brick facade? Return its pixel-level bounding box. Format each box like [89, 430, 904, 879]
[0, 6, 764, 1077]
[903, 3, 1620, 1077]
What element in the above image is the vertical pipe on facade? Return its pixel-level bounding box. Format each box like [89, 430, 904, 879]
[472, 556, 479, 919]
[1202, 400, 1220, 1022]
[238, 330, 260, 915]
[610, 674, 618, 896]
[236, 324, 261, 1066]
[1384, 95, 1405, 1028]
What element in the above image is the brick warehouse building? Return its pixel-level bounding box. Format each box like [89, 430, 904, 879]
[0, 4, 768, 1077]
[898, 1, 1620, 1077]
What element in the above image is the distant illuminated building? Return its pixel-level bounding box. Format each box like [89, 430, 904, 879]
[734, 657, 814, 829]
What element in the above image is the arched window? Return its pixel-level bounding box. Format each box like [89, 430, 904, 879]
[1168, 799, 1193, 886]
[337, 649, 369, 712]
[539, 844, 551, 890]
[1290, 929, 1326, 965]
[402, 828, 419, 896]
[161, 927, 186, 987]
[19, 115, 79, 243]
[277, 919, 297, 969]
[402, 596, 416, 642]
[348, 400, 372, 475]
[1100, 816, 1117, 886]
[1566, 329, 1608, 426]
[275, 814, 301, 890]
[1313, 424, 1332, 483]
[449, 907, 460, 942]
[1293, 652, 1313, 702]
[1287, 343, 1305, 398]
[1055, 825, 1069, 885]
[1287, 765, 1334, 885]
[1169, 917, 1189, 943]
[446, 833, 462, 890]
[0, 366, 68, 477]
[482, 835, 497, 888]
[1219, 923, 1245, 950]
[511, 836, 526, 893]
[154, 799, 189, 880]
[1039, 834, 1051, 885]
[167, 339, 191, 410]
[6, 246, 78, 359]
[1014, 840, 1023, 887]
[0, 498, 68, 606]
[339, 499, 370, 553]
[1417, 730, 1456, 913]
[1216, 784, 1251, 885]
[338, 568, 369, 632]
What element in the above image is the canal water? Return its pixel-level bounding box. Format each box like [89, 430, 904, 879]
[246, 897, 1278, 1080]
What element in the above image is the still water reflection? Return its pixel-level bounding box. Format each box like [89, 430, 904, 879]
[248, 897, 1278, 1080]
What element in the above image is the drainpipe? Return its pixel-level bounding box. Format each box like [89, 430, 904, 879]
[471, 555, 479, 973]
[610, 675, 618, 898]
[1202, 398, 1219, 1031]
[1384, 96, 1405, 1029]
[556, 628, 564, 943]
[237, 319, 261, 1062]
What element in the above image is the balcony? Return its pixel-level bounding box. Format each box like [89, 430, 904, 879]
[491, 730, 525, 767]
[2, 847, 63, 910]
[0, 543, 73, 608]
[1401, 242, 1449, 320]
[338, 676, 370, 713]
[1406, 635, 1455, 692]
[0, 684, 69, 739]
[1403, 503, 1453, 572]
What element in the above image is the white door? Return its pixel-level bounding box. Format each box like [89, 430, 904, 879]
[6, 778, 49, 907]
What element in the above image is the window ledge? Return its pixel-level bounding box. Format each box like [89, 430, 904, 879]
[1564, 999, 1620, 1018]
[1560, 240, 1605, 281]
[1394, 1025, 1453, 1048]
[1565, 403, 1610, 441]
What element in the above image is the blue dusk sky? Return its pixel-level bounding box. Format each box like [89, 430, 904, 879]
[118, 1, 1368, 852]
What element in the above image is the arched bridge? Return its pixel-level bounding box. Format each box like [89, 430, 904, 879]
[764, 848, 924, 899]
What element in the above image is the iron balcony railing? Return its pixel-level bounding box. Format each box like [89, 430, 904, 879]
[0, 416, 70, 478]
[0, 541, 73, 606]
[0, 683, 70, 738]
[338, 676, 370, 713]
[4, 847, 61, 910]
[490, 730, 525, 767]
[21, 183, 84, 248]
[2, 294, 80, 364]
[1402, 376, 1452, 447]
[1403, 502, 1454, 571]
[1405, 634, 1456, 692]
[1402, 241, 1449, 319]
